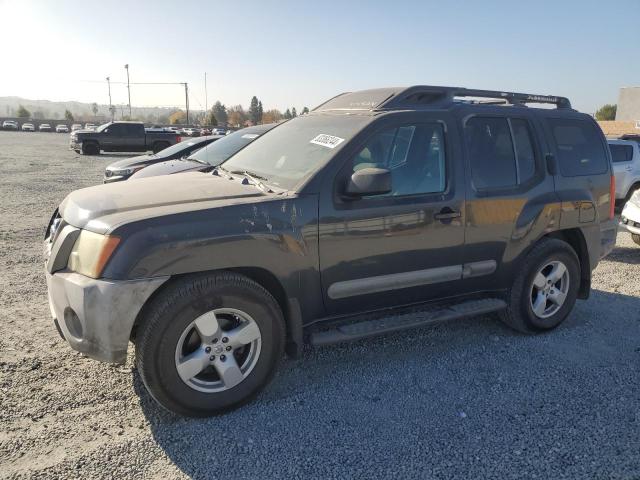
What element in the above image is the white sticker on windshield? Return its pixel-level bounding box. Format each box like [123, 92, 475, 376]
[310, 134, 345, 149]
[241, 134, 259, 139]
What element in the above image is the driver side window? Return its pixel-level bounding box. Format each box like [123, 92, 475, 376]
[351, 123, 446, 197]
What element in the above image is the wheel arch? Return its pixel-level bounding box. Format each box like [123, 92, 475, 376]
[543, 228, 590, 299]
[130, 267, 303, 358]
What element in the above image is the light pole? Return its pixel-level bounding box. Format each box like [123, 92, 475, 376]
[204, 72, 208, 120]
[124, 64, 131, 118]
[184, 82, 189, 125]
[106, 76, 113, 121]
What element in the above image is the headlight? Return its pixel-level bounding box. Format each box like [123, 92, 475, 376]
[67, 230, 120, 278]
[108, 167, 142, 177]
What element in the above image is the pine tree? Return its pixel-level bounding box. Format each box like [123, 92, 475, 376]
[284, 108, 292, 120]
[291, 107, 297, 118]
[212, 101, 228, 125]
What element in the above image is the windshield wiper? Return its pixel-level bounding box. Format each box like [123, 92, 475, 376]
[230, 170, 269, 181]
[187, 155, 208, 165]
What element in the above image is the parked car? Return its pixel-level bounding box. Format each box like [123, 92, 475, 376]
[45, 85, 616, 416]
[182, 127, 201, 137]
[56, 124, 69, 133]
[39, 123, 52, 132]
[608, 139, 640, 205]
[104, 135, 222, 183]
[70, 121, 182, 155]
[129, 124, 276, 180]
[2, 120, 18, 130]
[71, 124, 83, 132]
[211, 127, 227, 135]
[84, 123, 97, 131]
[21, 123, 35, 132]
[620, 190, 640, 246]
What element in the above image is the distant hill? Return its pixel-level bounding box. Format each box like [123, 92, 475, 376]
[0, 96, 202, 123]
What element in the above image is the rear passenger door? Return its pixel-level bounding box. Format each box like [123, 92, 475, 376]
[540, 115, 611, 226]
[609, 142, 637, 200]
[125, 124, 146, 151]
[460, 110, 554, 292]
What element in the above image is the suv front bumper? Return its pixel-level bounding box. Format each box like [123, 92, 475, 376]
[46, 271, 168, 364]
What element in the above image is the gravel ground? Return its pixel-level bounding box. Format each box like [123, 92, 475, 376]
[0, 131, 639, 480]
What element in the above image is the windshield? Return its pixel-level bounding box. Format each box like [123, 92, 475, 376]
[95, 123, 110, 132]
[189, 129, 264, 166]
[221, 114, 371, 190]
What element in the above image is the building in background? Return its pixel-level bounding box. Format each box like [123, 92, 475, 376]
[616, 87, 640, 121]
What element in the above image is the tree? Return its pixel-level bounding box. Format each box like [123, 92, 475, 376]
[91, 103, 99, 116]
[284, 108, 292, 120]
[64, 110, 74, 122]
[212, 101, 228, 125]
[291, 107, 297, 118]
[249, 96, 262, 125]
[301, 106, 309, 115]
[169, 110, 187, 124]
[206, 109, 218, 126]
[17, 105, 31, 118]
[595, 104, 617, 121]
[257, 101, 263, 124]
[228, 105, 247, 128]
[262, 109, 283, 124]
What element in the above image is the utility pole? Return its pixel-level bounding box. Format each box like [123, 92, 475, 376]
[204, 72, 208, 117]
[184, 82, 189, 125]
[106, 77, 113, 121]
[124, 64, 132, 118]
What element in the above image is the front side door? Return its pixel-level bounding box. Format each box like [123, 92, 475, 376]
[318, 113, 466, 316]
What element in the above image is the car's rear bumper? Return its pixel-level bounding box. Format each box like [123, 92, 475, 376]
[46, 270, 169, 364]
[599, 218, 618, 259]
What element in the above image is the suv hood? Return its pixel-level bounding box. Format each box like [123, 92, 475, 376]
[60, 172, 267, 234]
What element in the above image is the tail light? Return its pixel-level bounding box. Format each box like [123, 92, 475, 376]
[609, 174, 615, 220]
[176, 135, 182, 143]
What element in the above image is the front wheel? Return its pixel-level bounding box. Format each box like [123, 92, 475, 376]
[135, 272, 285, 417]
[500, 238, 580, 333]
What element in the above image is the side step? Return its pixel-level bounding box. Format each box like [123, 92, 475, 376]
[309, 298, 507, 346]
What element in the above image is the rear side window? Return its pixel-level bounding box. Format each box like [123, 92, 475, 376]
[609, 144, 634, 163]
[464, 117, 538, 189]
[548, 119, 608, 176]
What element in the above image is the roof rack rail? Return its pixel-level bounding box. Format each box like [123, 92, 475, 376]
[377, 86, 572, 110]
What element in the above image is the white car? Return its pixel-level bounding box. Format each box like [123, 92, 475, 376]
[84, 123, 96, 130]
[620, 190, 640, 246]
[56, 124, 69, 133]
[21, 123, 35, 132]
[2, 120, 18, 130]
[39, 123, 52, 132]
[609, 139, 640, 204]
[71, 124, 83, 132]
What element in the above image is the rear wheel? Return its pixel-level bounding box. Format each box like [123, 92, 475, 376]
[500, 238, 580, 333]
[152, 142, 169, 154]
[135, 272, 285, 417]
[632, 233, 640, 246]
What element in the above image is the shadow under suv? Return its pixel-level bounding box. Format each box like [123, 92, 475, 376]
[45, 85, 617, 416]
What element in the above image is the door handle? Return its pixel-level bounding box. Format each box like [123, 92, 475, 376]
[434, 209, 461, 221]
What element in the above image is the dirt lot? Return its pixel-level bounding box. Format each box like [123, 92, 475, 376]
[0, 131, 639, 479]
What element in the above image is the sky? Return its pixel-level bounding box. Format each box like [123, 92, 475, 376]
[0, 0, 638, 114]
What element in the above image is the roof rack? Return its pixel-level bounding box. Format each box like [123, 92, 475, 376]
[378, 86, 572, 110]
[313, 86, 572, 112]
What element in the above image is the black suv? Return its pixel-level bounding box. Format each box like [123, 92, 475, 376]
[45, 86, 617, 416]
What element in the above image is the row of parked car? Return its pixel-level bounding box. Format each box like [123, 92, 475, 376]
[1, 120, 98, 133]
[45, 85, 628, 418]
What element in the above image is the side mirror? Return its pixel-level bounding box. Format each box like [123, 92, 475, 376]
[344, 167, 392, 198]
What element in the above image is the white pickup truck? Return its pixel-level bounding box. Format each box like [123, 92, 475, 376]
[608, 139, 640, 205]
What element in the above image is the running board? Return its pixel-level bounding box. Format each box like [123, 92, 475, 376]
[309, 298, 507, 346]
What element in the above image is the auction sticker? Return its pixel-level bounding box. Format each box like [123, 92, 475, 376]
[242, 134, 259, 139]
[310, 134, 345, 149]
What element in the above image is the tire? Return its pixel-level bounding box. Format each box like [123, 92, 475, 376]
[152, 142, 169, 154]
[135, 272, 285, 417]
[81, 142, 99, 155]
[499, 238, 580, 334]
[632, 234, 640, 246]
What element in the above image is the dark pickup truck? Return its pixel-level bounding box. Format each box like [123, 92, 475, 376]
[70, 121, 181, 155]
[47, 85, 617, 416]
